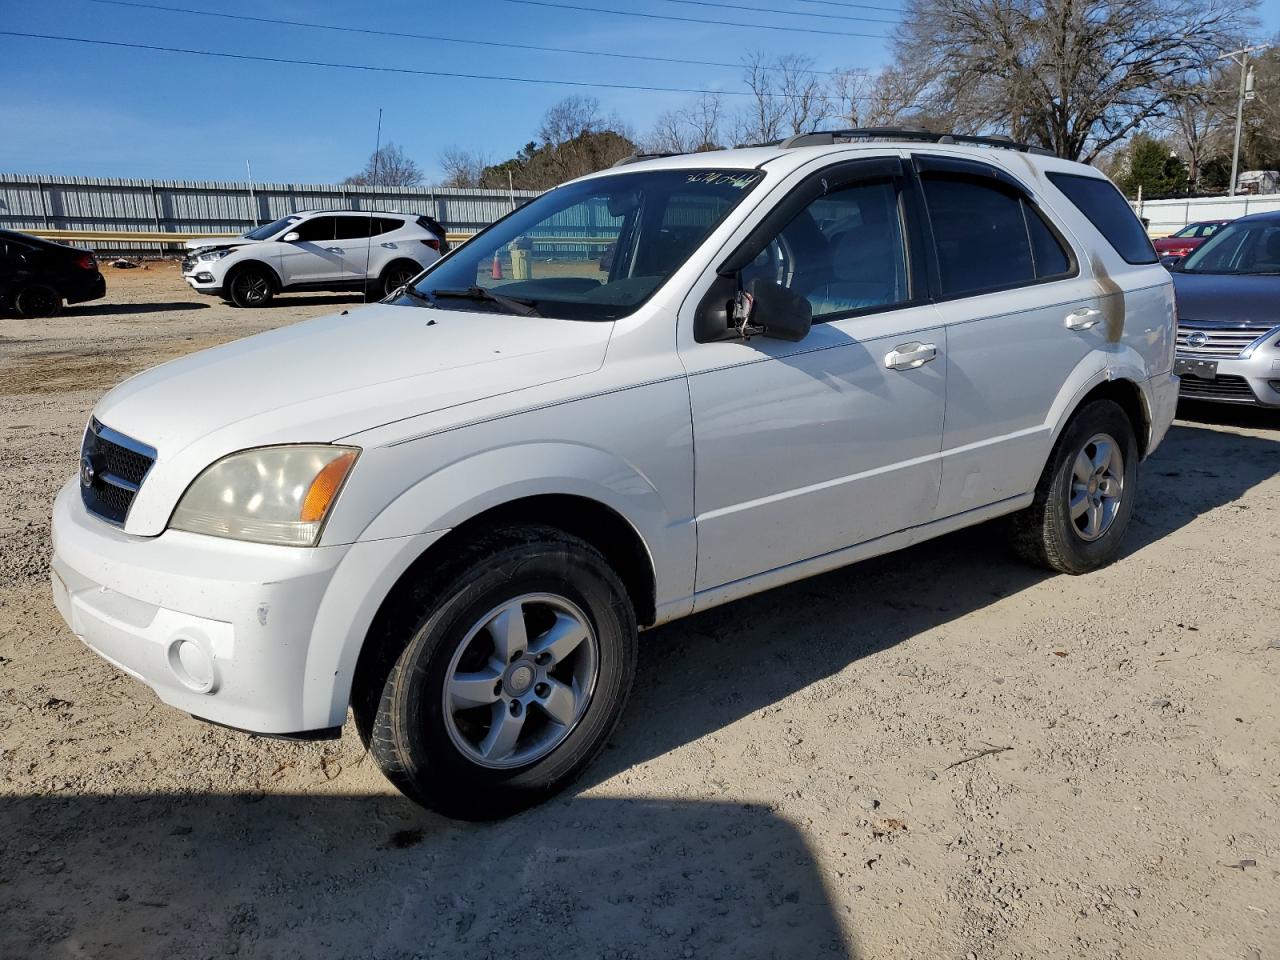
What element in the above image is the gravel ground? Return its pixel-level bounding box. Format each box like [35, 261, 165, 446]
[1, 265, 1278, 960]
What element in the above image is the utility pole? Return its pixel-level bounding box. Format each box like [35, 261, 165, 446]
[1221, 45, 1266, 197]
[245, 160, 259, 226]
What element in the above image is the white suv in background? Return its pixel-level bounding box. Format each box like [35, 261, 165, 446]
[53, 131, 1177, 820]
[181, 210, 449, 307]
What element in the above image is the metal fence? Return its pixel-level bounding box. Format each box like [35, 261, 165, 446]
[1136, 194, 1280, 236]
[0, 174, 540, 254]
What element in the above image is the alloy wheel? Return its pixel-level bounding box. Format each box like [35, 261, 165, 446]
[233, 272, 270, 305]
[441, 593, 599, 769]
[1068, 432, 1124, 541]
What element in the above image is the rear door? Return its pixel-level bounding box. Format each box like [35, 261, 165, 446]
[278, 215, 342, 285]
[914, 155, 1107, 519]
[333, 214, 376, 281]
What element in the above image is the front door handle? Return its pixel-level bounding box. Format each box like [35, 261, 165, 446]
[1065, 307, 1103, 330]
[884, 341, 937, 371]
[325, 246, 344, 254]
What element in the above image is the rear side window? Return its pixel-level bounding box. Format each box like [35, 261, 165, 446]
[1047, 173, 1157, 265]
[921, 174, 1072, 298]
[335, 216, 374, 240]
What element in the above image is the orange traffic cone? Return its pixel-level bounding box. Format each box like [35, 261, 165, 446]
[491, 252, 502, 280]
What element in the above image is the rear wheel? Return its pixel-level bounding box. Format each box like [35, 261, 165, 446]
[13, 284, 61, 318]
[355, 525, 638, 820]
[380, 260, 421, 298]
[1012, 399, 1139, 574]
[227, 266, 274, 308]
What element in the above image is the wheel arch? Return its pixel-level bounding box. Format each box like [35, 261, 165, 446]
[224, 258, 282, 292]
[1062, 377, 1151, 459]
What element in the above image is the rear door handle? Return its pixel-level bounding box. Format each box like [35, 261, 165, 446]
[380, 241, 397, 248]
[1065, 307, 1103, 330]
[884, 341, 937, 371]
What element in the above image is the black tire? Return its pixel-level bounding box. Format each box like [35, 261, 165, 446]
[1012, 399, 1139, 574]
[13, 284, 62, 318]
[354, 524, 638, 820]
[380, 260, 421, 298]
[226, 265, 275, 308]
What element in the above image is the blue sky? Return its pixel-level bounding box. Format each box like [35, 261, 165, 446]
[2, 0, 1279, 183]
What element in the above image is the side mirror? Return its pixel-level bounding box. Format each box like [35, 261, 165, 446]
[282, 231, 301, 243]
[748, 278, 812, 342]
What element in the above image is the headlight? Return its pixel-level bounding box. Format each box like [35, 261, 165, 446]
[169, 445, 359, 546]
[197, 248, 235, 262]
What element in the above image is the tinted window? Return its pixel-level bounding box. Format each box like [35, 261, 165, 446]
[1026, 206, 1071, 278]
[293, 216, 337, 242]
[1180, 219, 1280, 275]
[376, 217, 404, 235]
[1047, 172, 1157, 264]
[740, 178, 909, 320]
[334, 216, 374, 240]
[923, 176, 1031, 296]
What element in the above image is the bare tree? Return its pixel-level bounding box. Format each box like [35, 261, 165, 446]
[828, 66, 935, 128]
[733, 51, 790, 144]
[438, 146, 490, 188]
[343, 143, 423, 187]
[778, 54, 828, 136]
[892, 0, 1256, 161]
[645, 94, 725, 153]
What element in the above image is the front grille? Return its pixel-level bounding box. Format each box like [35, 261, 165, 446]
[1178, 374, 1258, 403]
[80, 418, 157, 524]
[1175, 321, 1277, 358]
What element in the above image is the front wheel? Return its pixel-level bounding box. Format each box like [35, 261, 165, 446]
[1011, 398, 1139, 574]
[227, 266, 274, 308]
[381, 261, 420, 298]
[355, 525, 638, 820]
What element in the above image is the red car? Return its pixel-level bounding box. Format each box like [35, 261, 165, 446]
[1153, 219, 1231, 259]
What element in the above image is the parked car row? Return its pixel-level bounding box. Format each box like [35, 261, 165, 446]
[0, 210, 450, 317]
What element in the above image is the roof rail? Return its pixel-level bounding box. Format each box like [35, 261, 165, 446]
[612, 152, 684, 167]
[774, 128, 1056, 157]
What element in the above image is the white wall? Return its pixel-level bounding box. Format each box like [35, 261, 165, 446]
[1136, 194, 1280, 236]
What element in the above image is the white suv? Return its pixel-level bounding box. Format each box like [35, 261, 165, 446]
[52, 132, 1177, 819]
[181, 210, 449, 307]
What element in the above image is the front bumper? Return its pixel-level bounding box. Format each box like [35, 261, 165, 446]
[1175, 349, 1280, 407]
[50, 481, 445, 735]
[182, 268, 224, 297]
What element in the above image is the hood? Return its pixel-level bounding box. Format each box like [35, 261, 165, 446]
[1172, 271, 1280, 326]
[95, 303, 613, 459]
[184, 235, 258, 251]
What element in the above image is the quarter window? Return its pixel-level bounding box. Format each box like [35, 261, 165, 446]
[922, 174, 1072, 298]
[740, 178, 911, 321]
[1047, 172, 1157, 265]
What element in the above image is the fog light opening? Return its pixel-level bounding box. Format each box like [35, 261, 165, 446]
[167, 637, 217, 694]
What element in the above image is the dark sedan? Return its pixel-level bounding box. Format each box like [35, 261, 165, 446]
[0, 229, 106, 318]
[1169, 211, 1280, 407]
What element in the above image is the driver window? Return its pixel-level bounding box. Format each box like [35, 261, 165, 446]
[293, 216, 337, 242]
[740, 178, 910, 321]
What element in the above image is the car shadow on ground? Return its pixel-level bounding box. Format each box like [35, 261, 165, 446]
[587, 417, 1280, 786]
[0, 793, 855, 960]
[63, 301, 209, 316]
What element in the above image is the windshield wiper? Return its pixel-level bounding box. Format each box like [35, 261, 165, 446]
[430, 286, 541, 317]
[391, 284, 437, 308]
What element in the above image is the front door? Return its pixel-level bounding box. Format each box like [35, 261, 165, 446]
[278, 214, 343, 285]
[679, 163, 947, 594]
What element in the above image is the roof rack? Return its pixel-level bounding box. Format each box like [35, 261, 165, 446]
[612, 152, 684, 167]
[773, 128, 1056, 157]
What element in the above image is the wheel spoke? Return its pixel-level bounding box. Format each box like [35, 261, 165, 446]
[530, 613, 590, 665]
[1072, 450, 1093, 484]
[449, 669, 502, 710]
[1090, 439, 1114, 475]
[1085, 501, 1103, 538]
[1069, 491, 1090, 520]
[535, 679, 578, 726]
[480, 703, 526, 761]
[487, 604, 528, 662]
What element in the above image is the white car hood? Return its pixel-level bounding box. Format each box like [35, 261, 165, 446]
[95, 304, 613, 534]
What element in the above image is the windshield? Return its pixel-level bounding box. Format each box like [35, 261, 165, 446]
[406, 168, 764, 321]
[244, 215, 301, 240]
[1180, 219, 1280, 275]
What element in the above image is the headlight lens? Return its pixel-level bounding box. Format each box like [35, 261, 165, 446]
[197, 248, 235, 262]
[169, 445, 359, 546]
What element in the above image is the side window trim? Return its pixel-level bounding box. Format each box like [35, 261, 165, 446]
[911, 155, 1079, 304]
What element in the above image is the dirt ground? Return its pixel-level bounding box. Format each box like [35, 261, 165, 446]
[1, 264, 1278, 960]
